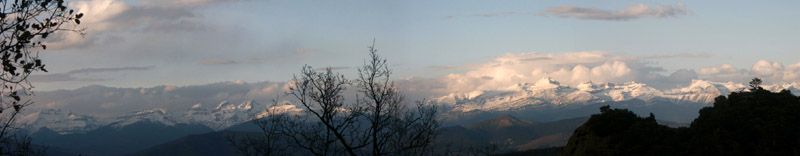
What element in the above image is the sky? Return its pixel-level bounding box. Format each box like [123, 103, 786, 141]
[27, 0, 800, 92]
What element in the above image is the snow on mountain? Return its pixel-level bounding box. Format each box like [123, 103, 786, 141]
[181, 100, 268, 130]
[663, 80, 747, 103]
[19, 78, 800, 133]
[107, 104, 265, 130]
[19, 109, 104, 134]
[762, 82, 800, 93]
[433, 77, 797, 112]
[434, 77, 664, 112]
[110, 108, 176, 128]
[23, 100, 273, 133]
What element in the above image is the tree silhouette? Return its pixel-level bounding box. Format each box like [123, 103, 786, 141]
[226, 98, 293, 156]
[230, 41, 439, 156]
[356, 41, 439, 156]
[0, 0, 84, 155]
[749, 77, 762, 90]
[563, 78, 800, 156]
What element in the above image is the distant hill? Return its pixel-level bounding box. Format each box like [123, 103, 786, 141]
[31, 120, 213, 156]
[134, 114, 587, 155]
[562, 88, 800, 155]
[128, 131, 247, 156]
[435, 115, 588, 154]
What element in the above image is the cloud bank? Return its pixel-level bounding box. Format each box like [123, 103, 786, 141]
[415, 51, 800, 95]
[696, 61, 800, 84]
[45, 0, 239, 49]
[29, 66, 154, 83]
[434, 51, 678, 93]
[28, 81, 289, 117]
[543, 3, 689, 21]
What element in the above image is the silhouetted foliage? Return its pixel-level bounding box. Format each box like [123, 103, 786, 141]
[562, 80, 800, 156]
[750, 77, 763, 90]
[225, 98, 293, 156]
[0, 0, 84, 155]
[230, 41, 439, 156]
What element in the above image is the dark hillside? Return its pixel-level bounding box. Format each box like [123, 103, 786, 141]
[562, 88, 800, 156]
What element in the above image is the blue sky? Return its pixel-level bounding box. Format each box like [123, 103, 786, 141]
[30, 0, 800, 91]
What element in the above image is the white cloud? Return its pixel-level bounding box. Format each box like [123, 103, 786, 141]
[438, 51, 678, 93]
[28, 66, 154, 83]
[543, 3, 689, 21]
[751, 60, 784, 75]
[44, 0, 130, 49]
[699, 64, 739, 75]
[422, 52, 800, 95]
[692, 60, 800, 84]
[142, 0, 242, 6]
[45, 0, 240, 49]
[748, 60, 800, 83]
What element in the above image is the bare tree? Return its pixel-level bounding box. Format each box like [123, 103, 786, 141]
[232, 41, 440, 156]
[356, 41, 439, 156]
[0, 0, 83, 155]
[226, 98, 293, 156]
[280, 65, 367, 156]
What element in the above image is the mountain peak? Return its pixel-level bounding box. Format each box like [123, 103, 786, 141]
[534, 76, 561, 89]
[113, 108, 175, 128]
[190, 103, 203, 110]
[577, 81, 596, 91]
[215, 101, 232, 110]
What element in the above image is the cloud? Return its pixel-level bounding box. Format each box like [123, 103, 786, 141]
[27, 81, 286, 118]
[201, 58, 239, 65]
[686, 60, 800, 85]
[44, 0, 240, 49]
[437, 51, 692, 93]
[142, 0, 243, 6]
[543, 3, 689, 21]
[751, 60, 783, 76]
[699, 64, 739, 75]
[420, 51, 800, 94]
[29, 66, 154, 83]
[749, 60, 800, 83]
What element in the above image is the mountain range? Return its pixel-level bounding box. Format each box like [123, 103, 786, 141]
[18, 78, 800, 135]
[433, 77, 800, 125]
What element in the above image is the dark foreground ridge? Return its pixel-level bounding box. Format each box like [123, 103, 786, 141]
[562, 88, 800, 156]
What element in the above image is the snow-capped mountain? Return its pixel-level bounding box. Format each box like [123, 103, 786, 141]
[181, 100, 268, 130]
[662, 80, 747, 104]
[21, 77, 800, 134]
[433, 77, 796, 113]
[19, 109, 105, 134]
[110, 108, 176, 128]
[433, 77, 662, 112]
[24, 100, 271, 134]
